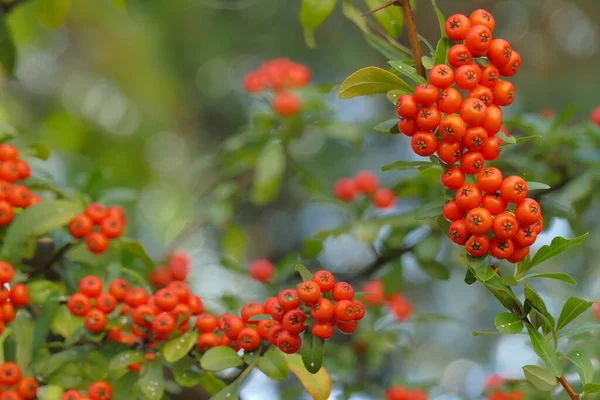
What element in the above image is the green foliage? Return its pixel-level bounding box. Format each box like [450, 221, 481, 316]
[258, 348, 290, 381]
[200, 346, 244, 371]
[526, 325, 562, 377]
[301, 329, 325, 374]
[300, 0, 338, 48]
[285, 354, 332, 400]
[569, 350, 594, 384]
[522, 365, 558, 391]
[494, 313, 524, 334]
[556, 297, 593, 331]
[251, 139, 286, 205]
[139, 362, 165, 400]
[517, 234, 588, 277]
[338, 67, 412, 99]
[163, 331, 200, 363]
[365, 0, 404, 38]
[0, 11, 15, 75]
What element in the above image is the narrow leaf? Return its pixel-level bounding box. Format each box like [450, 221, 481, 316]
[285, 354, 332, 400]
[31, 293, 60, 361]
[519, 273, 576, 285]
[496, 131, 516, 144]
[163, 331, 199, 363]
[200, 346, 244, 371]
[300, 0, 337, 48]
[257, 348, 289, 381]
[569, 350, 593, 384]
[295, 264, 313, 282]
[522, 365, 558, 391]
[527, 181, 551, 190]
[338, 66, 412, 99]
[251, 139, 286, 205]
[301, 329, 325, 374]
[388, 61, 427, 85]
[526, 325, 563, 377]
[381, 160, 435, 171]
[556, 297, 593, 332]
[433, 37, 451, 65]
[430, 0, 446, 37]
[523, 234, 588, 273]
[0, 11, 16, 75]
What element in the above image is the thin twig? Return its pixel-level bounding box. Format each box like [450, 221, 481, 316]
[558, 375, 580, 400]
[398, 0, 425, 78]
[29, 242, 74, 278]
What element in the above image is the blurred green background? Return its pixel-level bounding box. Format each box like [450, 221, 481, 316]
[3, 0, 600, 398]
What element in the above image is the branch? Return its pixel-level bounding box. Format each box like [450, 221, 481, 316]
[558, 375, 580, 400]
[1, 0, 31, 13]
[28, 242, 75, 279]
[345, 244, 415, 284]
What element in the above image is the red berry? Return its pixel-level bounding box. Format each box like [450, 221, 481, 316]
[355, 171, 379, 194]
[85, 309, 108, 333]
[85, 203, 107, 224]
[372, 188, 396, 208]
[501, 176, 528, 204]
[396, 95, 418, 119]
[297, 281, 321, 304]
[413, 84, 438, 106]
[441, 167, 465, 190]
[311, 322, 334, 339]
[100, 216, 124, 239]
[249, 259, 274, 283]
[443, 200, 466, 222]
[411, 131, 438, 157]
[469, 9, 496, 32]
[86, 232, 109, 254]
[282, 309, 307, 335]
[278, 289, 300, 312]
[273, 91, 301, 117]
[488, 39, 512, 68]
[465, 235, 490, 257]
[334, 178, 357, 202]
[69, 214, 94, 238]
[243, 71, 266, 93]
[312, 270, 335, 292]
[416, 106, 441, 132]
[465, 25, 492, 56]
[429, 64, 455, 89]
[332, 282, 354, 301]
[240, 302, 265, 323]
[444, 14, 471, 41]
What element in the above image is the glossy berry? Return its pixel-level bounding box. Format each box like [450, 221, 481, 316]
[197, 333, 220, 352]
[152, 313, 176, 335]
[445, 14, 471, 41]
[312, 270, 335, 292]
[85, 309, 108, 333]
[411, 132, 438, 157]
[334, 178, 357, 202]
[489, 238, 515, 260]
[465, 25, 492, 56]
[238, 327, 261, 351]
[488, 39, 512, 68]
[243, 71, 265, 93]
[0, 161, 20, 183]
[273, 91, 301, 117]
[396, 95, 418, 119]
[448, 44, 472, 68]
[437, 140, 462, 165]
[0, 201, 13, 226]
[80, 276, 103, 298]
[460, 98, 487, 126]
[277, 331, 301, 354]
[455, 184, 482, 210]
[88, 380, 112, 400]
[0, 144, 18, 161]
[96, 293, 117, 314]
[0, 362, 21, 386]
[249, 258, 274, 283]
[311, 322, 334, 339]
[311, 298, 334, 323]
[492, 212, 519, 240]
[508, 246, 530, 263]
[477, 167, 503, 193]
[513, 226, 537, 248]
[416, 107, 441, 132]
[282, 309, 307, 334]
[7, 185, 31, 208]
[86, 232, 109, 254]
[240, 302, 265, 323]
[483, 193, 508, 215]
[482, 106, 503, 135]
[460, 151, 485, 175]
[480, 65, 500, 88]
[69, 214, 94, 238]
[465, 235, 490, 257]
[278, 289, 301, 312]
[481, 136, 502, 161]
[0, 261, 14, 284]
[462, 127, 487, 152]
[429, 64, 454, 89]
[398, 118, 418, 136]
[85, 203, 108, 224]
[465, 207, 493, 235]
[355, 171, 379, 194]
[413, 84, 438, 106]
[334, 299, 355, 321]
[297, 281, 321, 304]
[492, 81, 516, 106]
[17, 376, 39, 400]
[501, 50, 521, 77]
[501, 176, 528, 204]
[455, 64, 481, 90]
[372, 188, 396, 208]
[441, 167, 465, 190]
[332, 282, 355, 301]
[100, 216, 124, 239]
[439, 114, 466, 142]
[443, 200, 466, 222]
[108, 279, 130, 301]
[437, 87, 462, 114]
[469, 9, 496, 32]
[468, 86, 494, 107]
[196, 313, 218, 333]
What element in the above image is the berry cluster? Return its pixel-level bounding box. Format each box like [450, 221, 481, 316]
[68, 277, 204, 341]
[196, 270, 365, 355]
[69, 203, 127, 254]
[243, 58, 311, 117]
[0, 262, 30, 334]
[396, 8, 519, 167]
[592, 105, 600, 127]
[334, 171, 396, 209]
[149, 250, 190, 287]
[386, 385, 428, 400]
[0, 362, 39, 399]
[444, 167, 543, 261]
[362, 279, 413, 321]
[0, 143, 38, 227]
[62, 380, 112, 400]
[249, 258, 275, 283]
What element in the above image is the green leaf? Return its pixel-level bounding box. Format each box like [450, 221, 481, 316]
[433, 37, 451, 65]
[520, 234, 588, 275]
[22, 144, 51, 160]
[338, 66, 413, 99]
[31, 293, 61, 361]
[248, 314, 273, 322]
[461, 254, 496, 282]
[373, 119, 400, 134]
[464, 269, 476, 285]
[515, 135, 542, 144]
[251, 139, 286, 205]
[300, 0, 337, 48]
[12, 318, 34, 374]
[285, 353, 332, 400]
[109, 350, 148, 370]
[0, 11, 16, 75]
[524, 282, 555, 332]
[558, 323, 600, 339]
[494, 312, 524, 334]
[1, 200, 83, 260]
[27, 280, 65, 305]
[388, 61, 427, 85]
[381, 160, 435, 171]
[173, 368, 203, 387]
[301, 329, 325, 374]
[295, 264, 313, 282]
[500, 276, 518, 286]
[119, 238, 155, 271]
[365, 0, 404, 37]
[419, 260, 450, 281]
[481, 275, 522, 313]
[527, 181, 551, 190]
[33, 345, 94, 378]
[37, 385, 64, 400]
[472, 331, 503, 337]
[522, 365, 558, 391]
[200, 346, 244, 371]
[550, 104, 578, 132]
[387, 89, 411, 105]
[257, 348, 289, 381]
[430, 0, 445, 37]
[51, 305, 84, 338]
[421, 56, 434, 69]
[556, 297, 593, 331]
[139, 362, 165, 400]
[519, 273, 576, 285]
[526, 325, 562, 377]
[163, 331, 199, 363]
[223, 224, 247, 264]
[584, 383, 600, 394]
[111, 0, 127, 9]
[496, 131, 516, 144]
[415, 199, 446, 220]
[569, 350, 593, 384]
[199, 371, 227, 395]
[37, 0, 72, 28]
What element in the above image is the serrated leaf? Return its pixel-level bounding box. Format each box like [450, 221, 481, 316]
[300, 0, 337, 48]
[338, 66, 412, 99]
[519, 272, 576, 285]
[527, 181, 551, 190]
[381, 160, 435, 171]
[494, 312, 524, 334]
[520, 234, 588, 275]
[496, 131, 516, 144]
[522, 365, 558, 391]
[301, 329, 325, 374]
[109, 350, 147, 370]
[285, 353, 332, 400]
[139, 362, 164, 400]
[0, 12, 15, 75]
[373, 119, 400, 134]
[430, 0, 445, 37]
[251, 139, 286, 205]
[1, 200, 83, 261]
[163, 331, 199, 363]
[200, 346, 243, 371]
[388, 60, 427, 85]
[37, 0, 71, 28]
[365, 0, 404, 38]
[526, 325, 562, 377]
[295, 264, 313, 282]
[569, 350, 593, 384]
[556, 297, 593, 331]
[257, 347, 290, 381]
[433, 37, 451, 65]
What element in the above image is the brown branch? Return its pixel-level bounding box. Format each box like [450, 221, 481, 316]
[398, 0, 425, 78]
[1, 0, 31, 13]
[558, 375, 580, 400]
